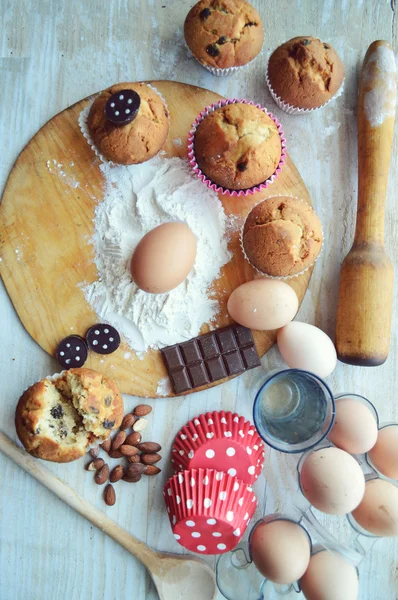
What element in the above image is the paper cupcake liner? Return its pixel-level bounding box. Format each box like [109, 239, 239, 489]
[240, 195, 324, 280]
[187, 98, 287, 197]
[191, 50, 259, 77]
[163, 468, 257, 554]
[265, 64, 345, 115]
[78, 83, 169, 164]
[171, 411, 265, 485]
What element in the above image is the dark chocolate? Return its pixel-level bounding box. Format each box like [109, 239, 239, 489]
[86, 323, 121, 355]
[161, 325, 261, 394]
[105, 89, 140, 126]
[56, 335, 88, 369]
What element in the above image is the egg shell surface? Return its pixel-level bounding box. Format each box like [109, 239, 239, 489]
[328, 397, 378, 455]
[227, 279, 298, 330]
[299, 550, 359, 600]
[300, 447, 365, 515]
[277, 321, 337, 378]
[130, 222, 197, 293]
[351, 478, 398, 537]
[367, 425, 398, 480]
[250, 519, 311, 584]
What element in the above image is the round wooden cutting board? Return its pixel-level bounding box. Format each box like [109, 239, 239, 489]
[0, 80, 313, 398]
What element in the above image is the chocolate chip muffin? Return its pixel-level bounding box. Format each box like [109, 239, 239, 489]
[267, 37, 344, 110]
[87, 82, 169, 164]
[15, 368, 124, 462]
[193, 102, 282, 190]
[184, 0, 264, 72]
[242, 197, 323, 277]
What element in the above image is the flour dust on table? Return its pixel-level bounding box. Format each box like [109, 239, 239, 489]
[84, 156, 231, 352]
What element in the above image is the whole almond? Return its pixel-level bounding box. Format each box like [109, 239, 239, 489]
[104, 484, 116, 506]
[120, 444, 140, 457]
[132, 418, 148, 433]
[137, 442, 162, 453]
[101, 438, 111, 453]
[133, 404, 152, 417]
[144, 465, 161, 476]
[112, 431, 126, 450]
[126, 463, 146, 477]
[120, 413, 136, 431]
[95, 464, 109, 485]
[109, 449, 123, 459]
[110, 465, 124, 483]
[86, 458, 105, 471]
[122, 474, 142, 483]
[125, 432, 142, 446]
[141, 453, 161, 465]
[128, 455, 141, 463]
[89, 446, 100, 458]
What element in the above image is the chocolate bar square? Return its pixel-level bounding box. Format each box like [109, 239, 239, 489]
[216, 329, 237, 353]
[223, 350, 245, 376]
[180, 340, 202, 365]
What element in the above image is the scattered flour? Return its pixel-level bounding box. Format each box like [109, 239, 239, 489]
[84, 156, 231, 352]
[156, 376, 172, 397]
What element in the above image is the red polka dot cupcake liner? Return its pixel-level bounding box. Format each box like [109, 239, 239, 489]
[163, 468, 257, 555]
[187, 98, 287, 197]
[171, 411, 265, 485]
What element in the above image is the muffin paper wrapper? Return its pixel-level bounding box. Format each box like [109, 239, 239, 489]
[190, 49, 259, 77]
[240, 194, 324, 280]
[78, 83, 169, 164]
[163, 468, 257, 554]
[265, 64, 345, 115]
[187, 98, 287, 197]
[171, 411, 265, 485]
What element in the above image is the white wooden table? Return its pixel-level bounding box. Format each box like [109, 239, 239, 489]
[1, 1, 397, 599]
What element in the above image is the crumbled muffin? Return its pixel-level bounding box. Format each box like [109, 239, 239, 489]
[87, 82, 169, 164]
[15, 368, 124, 462]
[267, 37, 344, 110]
[242, 197, 323, 277]
[194, 103, 282, 190]
[184, 0, 264, 70]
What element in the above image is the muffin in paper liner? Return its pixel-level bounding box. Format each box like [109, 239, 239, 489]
[78, 83, 169, 164]
[265, 66, 345, 115]
[163, 468, 257, 554]
[187, 98, 287, 197]
[240, 195, 324, 280]
[191, 51, 259, 77]
[171, 411, 265, 485]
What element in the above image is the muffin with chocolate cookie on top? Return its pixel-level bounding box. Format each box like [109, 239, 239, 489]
[184, 0, 264, 75]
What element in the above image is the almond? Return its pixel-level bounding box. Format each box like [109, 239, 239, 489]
[120, 444, 140, 457]
[128, 455, 141, 463]
[122, 475, 142, 483]
[132, 418, 148, 433]
[104, 484, 116, 506]
[95, 464, 109, 485]
[86, 458, 105, 471]
[112, 431, 126, 450]
[141, 453, 161, 465]
[89, 446, 100, 458]
[144, 465, 161, 476]
[125, 432, 142, 446]
[137, 442, 162, 453]
[108, 449, 124, 459]
[125, 463, 146, 477]
[101, 438, 111, 453]
[110, 465, 124, 483]
[133, 404, 152, 417]
[120, 413, 136, 431]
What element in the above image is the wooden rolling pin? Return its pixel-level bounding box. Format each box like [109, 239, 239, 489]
[335, 40, 397, 366]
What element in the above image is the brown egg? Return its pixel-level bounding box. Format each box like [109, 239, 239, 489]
[300, 550, 359, 600]
[351, 478, 398, 536]
[367, 425, 398, 479]
[328, 397, 378, 455]
[130, 222, 197, 294]
[250, 519, 311, 584]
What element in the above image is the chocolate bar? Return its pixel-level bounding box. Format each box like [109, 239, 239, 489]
[161, 325, 261, 394]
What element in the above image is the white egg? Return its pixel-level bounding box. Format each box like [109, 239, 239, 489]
[277, 322, 337, 378]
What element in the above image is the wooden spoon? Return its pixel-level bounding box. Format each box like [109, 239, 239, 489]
[335, 40, 397, 366]
[0, 431, 217, 600]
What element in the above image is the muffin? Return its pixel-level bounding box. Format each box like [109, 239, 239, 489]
[193, 102, 283, 191]
[267, 37, 344, 111]
[184, 0, 264, 74]
[242, 196, 323, 277]
[15, 368, 124, 462]
[87, 82, 169, 164]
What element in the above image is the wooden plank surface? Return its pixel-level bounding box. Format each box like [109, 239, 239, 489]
[0, 1, 397, 599]
[0, 80, 312, 397]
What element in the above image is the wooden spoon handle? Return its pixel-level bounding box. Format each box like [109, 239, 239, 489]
[356, 40, 396, 244]
[0, 431, 158, 571]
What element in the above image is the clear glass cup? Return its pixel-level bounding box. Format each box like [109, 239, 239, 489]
[253, 369, 335, 453]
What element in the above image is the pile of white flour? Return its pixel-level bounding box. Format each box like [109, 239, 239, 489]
[84, 156, 231, 352]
